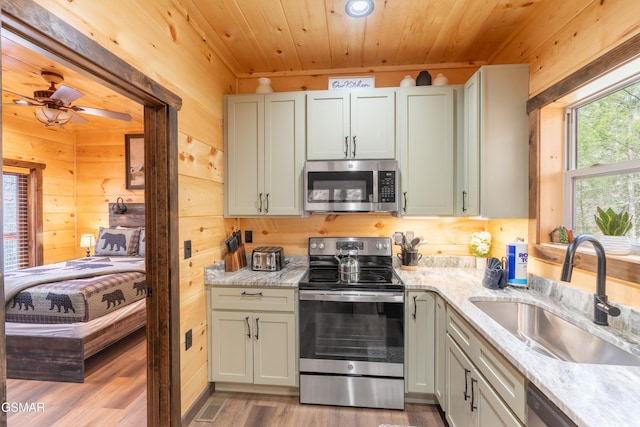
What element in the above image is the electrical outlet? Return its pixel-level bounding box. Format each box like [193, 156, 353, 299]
[184, 240, 191, 259]
[185, 329, 192, 350]
[245, 230, 253, 243]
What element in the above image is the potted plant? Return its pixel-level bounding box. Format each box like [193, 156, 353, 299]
[470, 231, 492, 268]
[594, 207, 633, 255]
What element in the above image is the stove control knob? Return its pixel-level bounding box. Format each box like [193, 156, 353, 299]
[310, 242, 317, 249]
[347, 364, 354, 371]
[318, 243, 325, 250]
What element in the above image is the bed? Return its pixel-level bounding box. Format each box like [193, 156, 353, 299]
[4, 202, 147, 383]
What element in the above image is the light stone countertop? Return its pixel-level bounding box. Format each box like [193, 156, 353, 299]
[204, 256, 640, 427]
[204, 256, 308, 287]
[399, 266, 640, 427]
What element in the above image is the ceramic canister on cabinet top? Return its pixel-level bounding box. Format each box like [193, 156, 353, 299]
[506, 241, 528, 286]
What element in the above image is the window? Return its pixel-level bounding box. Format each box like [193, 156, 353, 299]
[565, 78, 640, 240]
[3, 171, 29, 271]
[2, 160, 45, 271]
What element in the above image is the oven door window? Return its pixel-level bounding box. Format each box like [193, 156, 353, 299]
[299, 300, 404, 364]
[306, 171, 373, 203]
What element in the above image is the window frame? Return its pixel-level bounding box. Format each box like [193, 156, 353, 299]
[527, 33, 640, 286]
[2, 159, 45, 268]
[562, 74, 640, 235]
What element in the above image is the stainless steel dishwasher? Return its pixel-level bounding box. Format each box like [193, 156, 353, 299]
[527, 383, 577, 427]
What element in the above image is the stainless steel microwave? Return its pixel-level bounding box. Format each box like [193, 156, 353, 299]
[303, 159, 400, 214]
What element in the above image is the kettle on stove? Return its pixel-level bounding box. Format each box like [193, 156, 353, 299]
[335, 249, 360, 283]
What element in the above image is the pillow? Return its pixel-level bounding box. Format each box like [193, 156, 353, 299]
[116, 226, 143, 255]
[138, 228, 146, 257]
[95, 227, 141, 256]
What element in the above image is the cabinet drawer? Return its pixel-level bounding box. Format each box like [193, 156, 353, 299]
[475, 334, 526, 422]
[210, 287, 296, 312]
[446, 306, 476, 355]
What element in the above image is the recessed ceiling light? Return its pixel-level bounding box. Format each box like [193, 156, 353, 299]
[345, 0, 374, 18]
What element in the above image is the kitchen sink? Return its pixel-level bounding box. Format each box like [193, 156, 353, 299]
[472, 300, 640, 366]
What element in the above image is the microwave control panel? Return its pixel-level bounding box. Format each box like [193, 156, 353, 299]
[378, 170, 396, 202]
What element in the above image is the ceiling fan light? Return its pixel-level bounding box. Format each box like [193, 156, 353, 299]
[34, 106, 72, 127]
[345, 0, 374, 17]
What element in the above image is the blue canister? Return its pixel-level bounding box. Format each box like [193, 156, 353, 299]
[506, 242, 528, 286]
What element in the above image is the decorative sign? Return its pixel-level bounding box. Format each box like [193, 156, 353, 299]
[328, 76, 375, 90]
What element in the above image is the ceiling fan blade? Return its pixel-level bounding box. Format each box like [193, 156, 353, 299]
[3, 100, 41, 107]
[72, 105, 132, 121]
[2, 88, 39, 103]
[68, 110, 89, 125]
[51, 85, 84, 105]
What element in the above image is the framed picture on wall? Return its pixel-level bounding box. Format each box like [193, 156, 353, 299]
[125, 134, 145, 189]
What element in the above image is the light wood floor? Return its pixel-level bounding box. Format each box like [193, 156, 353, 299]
[188, 392, 447, 427]
[6, 327, 147, 427]
[6, 329, 446, 427]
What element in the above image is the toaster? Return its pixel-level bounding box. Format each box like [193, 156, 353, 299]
[251, 246, 285, 271]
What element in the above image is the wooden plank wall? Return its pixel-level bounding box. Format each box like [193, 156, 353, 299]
[494, 0, 640, 97]
[75, 128, 144, 257]
[2, 115, 76, 263]
[14, 0, 236, 417]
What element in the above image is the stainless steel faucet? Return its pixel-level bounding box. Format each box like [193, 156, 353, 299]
[560, 234, 621, 326]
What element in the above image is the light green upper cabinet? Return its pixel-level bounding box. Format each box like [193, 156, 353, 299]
[458, 64, 530, 218]
[306, 88, 396, 160]
[224, 92, 305, 217]
[397, 86, 457, 216]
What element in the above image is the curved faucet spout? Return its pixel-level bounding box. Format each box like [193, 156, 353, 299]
[560, 234, 618, 326]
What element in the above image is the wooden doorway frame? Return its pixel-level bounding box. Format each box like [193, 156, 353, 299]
[0, 1, 182, 425]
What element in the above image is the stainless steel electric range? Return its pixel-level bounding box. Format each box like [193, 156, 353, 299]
[298, 236, 405, 410]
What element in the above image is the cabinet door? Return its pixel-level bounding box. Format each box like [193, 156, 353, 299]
[252, 312, 297, 386]
[210, 311, 253, 383]
[350, 88, 396, 159]
[306, 91, 350, 159]
[405, 291, 435, 393]
[476, 376, 523, 427]
[434, 294, 447, 409]
[461, 74, 480, 216]
[225, 95, 264, 216]
[264, 93, 305, 215]
[446, 335, 475, 427]
[398, 86, 455, 215]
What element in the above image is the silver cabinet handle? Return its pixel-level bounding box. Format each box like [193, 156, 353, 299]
[352, 136, 357, 157]
[258, 193, 263, 213]
[403, 192, 408, 213]
[265, 193, 269, 213]
[244, 316, 251, 338]
[344, 136, 349, 158]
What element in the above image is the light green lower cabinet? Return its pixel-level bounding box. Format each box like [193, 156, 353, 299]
[445, 307, 525, 427]
[405, 291, 436, 394]
[434, 294, 447, 407]
[208, 287, 297, 387]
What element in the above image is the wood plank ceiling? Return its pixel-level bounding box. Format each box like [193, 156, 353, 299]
[1, 36, 144, 132]
[2, 0, 559, 131]
[193, 0, 551, 76]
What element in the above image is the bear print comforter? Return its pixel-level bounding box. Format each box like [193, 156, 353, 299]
[5, 256, 146, 324]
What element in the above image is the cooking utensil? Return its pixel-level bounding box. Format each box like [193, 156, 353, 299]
[392, 232, 404, 246]
[409, 236, 422, 250]
[405, 231, 414, 243]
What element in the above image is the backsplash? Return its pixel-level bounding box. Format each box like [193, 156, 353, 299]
[529, 274, 640, 339]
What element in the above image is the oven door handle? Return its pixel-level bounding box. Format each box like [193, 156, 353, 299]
[299, 290, 404, 303]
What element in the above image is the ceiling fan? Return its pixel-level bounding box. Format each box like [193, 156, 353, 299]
[2, 71, 132, 128]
